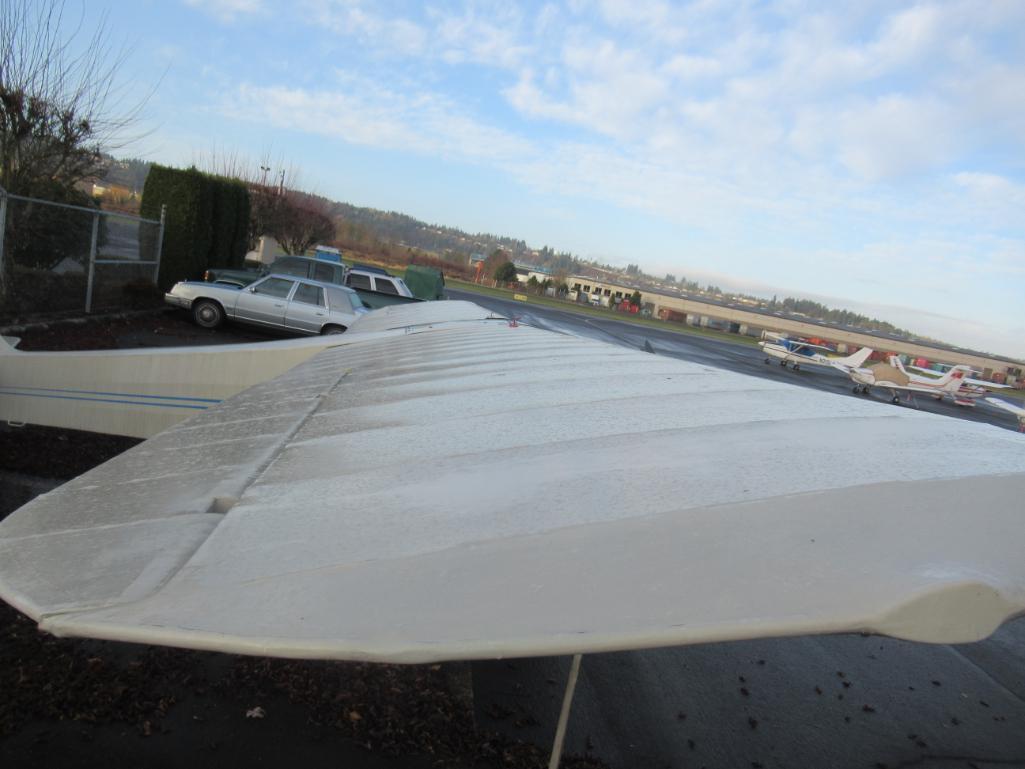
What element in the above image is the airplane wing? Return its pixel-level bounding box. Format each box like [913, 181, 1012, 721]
[986, 397, 1025, 418]
[907, 365, 1013, 390]
[968, 378, 1013, 389]
[3, 303, 1025, 664]
[885, 382, 961, 396]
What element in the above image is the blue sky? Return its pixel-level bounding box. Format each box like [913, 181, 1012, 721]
[85, 1, 1024, 358]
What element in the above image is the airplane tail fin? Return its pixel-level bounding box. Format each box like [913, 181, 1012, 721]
[938, 365, 970, 391]
[888, 355, 908, 374]
[835, 346, 872, 368]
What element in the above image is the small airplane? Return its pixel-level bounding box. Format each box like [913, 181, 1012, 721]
[985, 397, 1025, 432]
[759, 333, 872, 372]
[900, 360, 1014, 405]
[848, 357, 968, 404]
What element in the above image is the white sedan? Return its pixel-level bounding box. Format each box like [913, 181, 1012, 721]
[165, 273, 369, 335]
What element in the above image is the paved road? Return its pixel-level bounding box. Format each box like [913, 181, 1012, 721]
[446, 288, 1025, 769]
[447, 288, 1021, 434]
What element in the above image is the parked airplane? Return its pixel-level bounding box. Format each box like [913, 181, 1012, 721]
[759, 333, 871, 372]
[985, 397, 1025, 432]
[848, 358, 967, 403]
[900, 360, 1014, 405]
[887, 357, 981, 406]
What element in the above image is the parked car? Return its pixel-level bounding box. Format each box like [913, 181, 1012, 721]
[165, 274, 368, 335]
[350, 262, 391, 276]
[342, 268, 423, 310]
[344, 269, 414, 298]
[203, 255, 347, 288]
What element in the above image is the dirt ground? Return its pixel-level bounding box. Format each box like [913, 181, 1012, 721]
[0, 311, 608, 769]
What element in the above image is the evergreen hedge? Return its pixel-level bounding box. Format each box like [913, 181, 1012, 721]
[140, 165, 250, 288]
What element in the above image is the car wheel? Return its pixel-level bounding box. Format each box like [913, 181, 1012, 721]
[321, 324, 347, 335]
[192, 299, 224, 329]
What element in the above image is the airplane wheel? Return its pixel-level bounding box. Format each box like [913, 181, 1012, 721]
[793, 364, 800, 371]
[852, 386, 861, 394]
[892, 395, 900, 404]
[779, 360, 787, 367]
[764, 358, 770, 364]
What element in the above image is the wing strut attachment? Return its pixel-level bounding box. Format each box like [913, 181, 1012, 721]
[548, 654, 584, 769]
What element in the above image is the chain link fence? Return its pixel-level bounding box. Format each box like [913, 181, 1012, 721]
[0, 186, 164, 319]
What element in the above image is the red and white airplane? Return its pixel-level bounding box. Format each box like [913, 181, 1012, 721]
[848, 354, 969, 404]
[890, 358, 1015, 406]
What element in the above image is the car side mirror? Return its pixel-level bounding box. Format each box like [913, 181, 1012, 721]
[248, 287, 258, 293]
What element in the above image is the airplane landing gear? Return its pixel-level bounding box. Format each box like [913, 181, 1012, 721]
[892, 395, 901, 404]
[793, 364, 801, 371]
[779, 360, 787, 367]
[764, 358, 771, 364]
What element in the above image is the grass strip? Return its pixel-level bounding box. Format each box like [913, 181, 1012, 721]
[447, 279, 761, 347]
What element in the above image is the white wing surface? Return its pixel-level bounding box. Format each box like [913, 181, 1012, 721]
[2, 304, 1025, 663]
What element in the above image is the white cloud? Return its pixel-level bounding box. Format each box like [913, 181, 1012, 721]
[223, 79, 535, 166]
[431, 3, 529, 69]
[954, 172, 1025, 204]
[872, 4, 942, 65]
[305, 0, 427, 56]
[833, 95, 958, 181]
[184, 0, 264, 22]
[593, 0, 685, 42]
[663, 53, 721, 81]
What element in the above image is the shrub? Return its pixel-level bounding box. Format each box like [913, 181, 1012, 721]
[140, 165, 251, 288]
[493, 260, 518, 283]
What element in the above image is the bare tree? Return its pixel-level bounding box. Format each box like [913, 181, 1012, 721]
[194, 149, 323, 253]
[272, 192, 335, 255]
[0, 1, 143, 193]
[0, 0, 144, 294]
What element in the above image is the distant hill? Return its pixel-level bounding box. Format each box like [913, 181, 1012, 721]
[322, 199, 584, 274]
[99, 156, 151, 193]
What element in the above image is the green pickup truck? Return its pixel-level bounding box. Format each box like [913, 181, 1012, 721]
[204, 255, 345, 287]
[203, 256, 445, 310]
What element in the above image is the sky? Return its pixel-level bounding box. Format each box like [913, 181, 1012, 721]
[70, 1, 1025, 358]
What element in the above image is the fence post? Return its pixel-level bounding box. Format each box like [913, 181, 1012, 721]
[0, 187, 8, 297]
[85, 212, 100, 313]
[153, 204, 166, 285]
